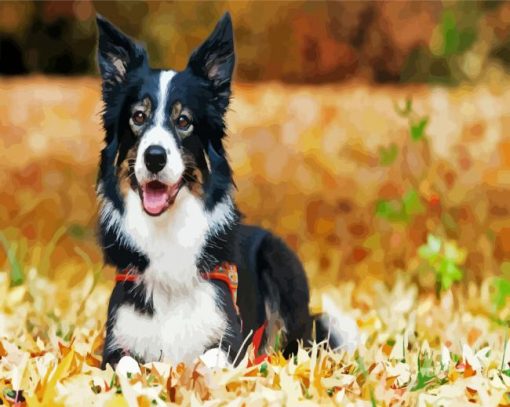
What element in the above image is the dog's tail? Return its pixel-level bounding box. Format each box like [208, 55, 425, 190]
[312, 295, 360, 354]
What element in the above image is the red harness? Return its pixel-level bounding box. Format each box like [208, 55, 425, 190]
[115, 262, 240, 314]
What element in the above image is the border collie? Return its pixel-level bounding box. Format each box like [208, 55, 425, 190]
[95, 12, 345, 369]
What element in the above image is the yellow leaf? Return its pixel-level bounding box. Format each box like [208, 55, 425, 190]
[40, 349, 76, 405]
[104, 395, 130, 407]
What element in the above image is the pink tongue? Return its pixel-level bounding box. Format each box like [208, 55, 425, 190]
[142, 187, 169, 215]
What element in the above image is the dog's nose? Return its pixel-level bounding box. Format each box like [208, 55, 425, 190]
[144, 145, 167, 173]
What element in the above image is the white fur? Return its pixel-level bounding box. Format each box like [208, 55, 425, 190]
[115, 355, 141, 377]
[154, 70, 176, 126]
[321, 295, 360, 354]
[206, 196, 236, 238]
[200, 347, 230, 369]
[109, 187, 236, 364]
[98, 190, 139, 252]
[134, 70, 184, 186]
[124, 187, 208, 292]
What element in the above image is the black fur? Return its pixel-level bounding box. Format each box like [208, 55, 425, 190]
[96, 13, 337, 369]
[187, 13, 235, 120]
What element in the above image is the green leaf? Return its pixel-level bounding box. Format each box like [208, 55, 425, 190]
[109, 373, 117, 389]
[410, 117, 428, 141]
[411, 353, 436, 391]
[375, 200, 402, 222]
[441, 9, 459, 56]
[274, 332, 281, 353]
[379, 143, 399, 166]
[438, 259, 463, 291]
[376, 189, 425, 224]
[440, 8, 477, 57]
[419, 234, 465, 292]
[492, 277, 510, 310]
[259, 362, 268, 377]
[394, 98, 413, 117]
[67, 223, 88, 239]
[4, 389, 16, 399]
[418, 245, 435, 262]
[402, 189, 425, 217]
[0, 233, 24, 286]
[418, 234, 442, 262]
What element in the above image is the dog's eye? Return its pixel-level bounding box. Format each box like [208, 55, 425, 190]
[176, 115, 191, 130]
[132, 111, 146, 125]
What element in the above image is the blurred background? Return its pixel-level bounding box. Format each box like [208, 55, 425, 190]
[2, 0, 510, 293]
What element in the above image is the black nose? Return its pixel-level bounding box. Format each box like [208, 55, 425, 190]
[144, 145, 167, 173]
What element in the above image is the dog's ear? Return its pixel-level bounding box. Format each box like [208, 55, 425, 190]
[187, 13, 235, 103]
[96, 14, 147, 88]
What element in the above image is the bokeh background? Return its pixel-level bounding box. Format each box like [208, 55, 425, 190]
[5, 1, 510, 404]
[3, 0, 510, 291]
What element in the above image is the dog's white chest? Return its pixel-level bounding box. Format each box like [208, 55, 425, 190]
[106, 188, 237, 363]
[111, 188, 227, 363]
[113, 283, 226, 364]
[123, 188, 209, 290]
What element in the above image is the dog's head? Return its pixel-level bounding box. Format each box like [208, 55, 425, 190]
[96, 13, 234, 216]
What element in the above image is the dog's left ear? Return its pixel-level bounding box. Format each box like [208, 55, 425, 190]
[187, 13, 235, 105]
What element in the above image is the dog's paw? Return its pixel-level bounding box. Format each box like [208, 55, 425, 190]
[200, 347, 229, 369]
[115, 355, 141, 377]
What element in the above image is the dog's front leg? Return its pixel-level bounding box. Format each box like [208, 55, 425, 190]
[101, 318, 124, 369]
[204, 279, 244, 366]
[101, 285, 142, 370]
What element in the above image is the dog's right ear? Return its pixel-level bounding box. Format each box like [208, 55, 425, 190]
[96, 14, 147, 88]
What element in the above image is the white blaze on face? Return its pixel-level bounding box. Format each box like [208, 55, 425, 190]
[134, 70, 184, 186]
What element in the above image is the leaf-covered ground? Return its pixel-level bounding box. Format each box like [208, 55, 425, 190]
[2, 77, 510, 405]
[2, 270, 510, 406]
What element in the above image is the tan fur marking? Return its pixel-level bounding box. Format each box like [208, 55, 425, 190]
[106, 53, 127, 83]
[171, 102, 182, 120]
[118, 146, 138, 197]
[181, 152, 203, 197]
[171, 103, 193, 122]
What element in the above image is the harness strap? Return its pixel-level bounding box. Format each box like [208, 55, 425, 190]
[115, 269, 138, 282]
[115, 262, 240, 315]
[202, 262, 240, 315]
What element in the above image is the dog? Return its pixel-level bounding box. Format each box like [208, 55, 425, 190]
[95, 12, 349, 369]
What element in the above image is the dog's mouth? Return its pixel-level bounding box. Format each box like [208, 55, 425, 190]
[139, 179, 183, 216]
